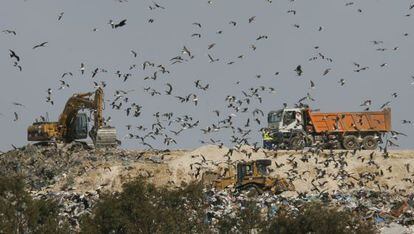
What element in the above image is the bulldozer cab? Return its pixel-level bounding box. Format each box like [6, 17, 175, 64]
[236, 160, 271, 185]
[213, 159, 294, 194]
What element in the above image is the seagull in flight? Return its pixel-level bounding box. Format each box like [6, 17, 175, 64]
[12, 102, 25, 108]
[208, 54, 219, 63]
[80, 63, 85, 74]
[294, 65, 303, 76]
[2, 30, 16, 35]
[114, 19, 127, 28]
[360, 100, 372, 106]
[58, 12, 64, 21]
[33, 42, 48, 49]
[9, 50, 20, 61]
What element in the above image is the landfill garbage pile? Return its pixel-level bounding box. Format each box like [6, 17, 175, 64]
[1, 143, 414, 232]
[0, 143, 164, 192]
[2, 144, 413, 194]
[29, 188, 411, 232]
[31, 190, 99, 230]
[204, 188, 414, 233]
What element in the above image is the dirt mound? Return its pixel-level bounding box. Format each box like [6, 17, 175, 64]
[1, 144, 413, 196]
[1, 143, 414, 231]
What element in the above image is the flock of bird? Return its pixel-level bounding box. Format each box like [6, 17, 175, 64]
[181, 146, 414, 197]
[1, 0, 413, 153]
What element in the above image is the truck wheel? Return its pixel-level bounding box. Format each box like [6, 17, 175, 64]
[290, 136, 305, 150]
[362, 135, 378, 150]
[342, 135, 359, 150]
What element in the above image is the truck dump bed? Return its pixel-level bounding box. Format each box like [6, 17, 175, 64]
[307, 108, 391, 133]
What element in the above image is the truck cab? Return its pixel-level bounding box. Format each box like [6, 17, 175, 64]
[267, 108, 304, 132]
[264, 108, 309, 149]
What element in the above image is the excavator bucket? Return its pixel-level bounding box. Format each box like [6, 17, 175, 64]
[94, 127, 118, 147]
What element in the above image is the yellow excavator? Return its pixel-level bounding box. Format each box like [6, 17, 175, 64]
[27, 88, 117, 147]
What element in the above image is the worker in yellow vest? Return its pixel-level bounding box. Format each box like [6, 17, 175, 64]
[262, 129, 273, 149]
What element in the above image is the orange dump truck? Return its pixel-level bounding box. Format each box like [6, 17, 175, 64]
[265, 107, 391, 150]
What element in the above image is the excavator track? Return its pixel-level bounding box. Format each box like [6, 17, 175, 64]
[94, 127, 118, 148]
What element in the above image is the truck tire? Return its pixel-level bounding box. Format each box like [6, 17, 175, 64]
[290, 136, 305, 150]
[342, 135, 359, 150]
[362, 135, 378, 150]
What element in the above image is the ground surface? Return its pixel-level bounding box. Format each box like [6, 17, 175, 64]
[1, 144, 413, 232]
[1, 144, 413, 195]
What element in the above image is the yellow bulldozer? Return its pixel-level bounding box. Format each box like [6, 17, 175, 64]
[213, 160, 294, 194]
[27, 88, 117, 147]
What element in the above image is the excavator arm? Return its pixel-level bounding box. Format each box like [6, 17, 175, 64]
[58, 88, 104, 134]
[28, 88, 117, 147]
[58, 92, 96, 129]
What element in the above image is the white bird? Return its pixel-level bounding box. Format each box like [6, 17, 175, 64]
[80, 63, 85, 74]
[360, 100, 372, 106]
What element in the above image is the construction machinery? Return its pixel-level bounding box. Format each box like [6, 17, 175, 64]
[264, 107, 391, 150]
[213, 160, 294, 194]
[27, 88, 117, 147]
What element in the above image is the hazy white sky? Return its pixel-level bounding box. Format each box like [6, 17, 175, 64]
[0, 0, 413, 151]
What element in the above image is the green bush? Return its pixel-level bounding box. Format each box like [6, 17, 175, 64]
[216, 201, 264, 234]
[0, 173, 377, 233]
[0, 175, 68, 234]
[80, 179, 208, 234]
[262, 202, 376, 234]
[81, 178, 376, 234]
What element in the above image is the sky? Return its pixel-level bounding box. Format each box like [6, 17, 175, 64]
[0, 0, 413, 151]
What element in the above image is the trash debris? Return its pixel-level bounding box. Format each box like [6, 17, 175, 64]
[204, 188, 414, 232]
[1, 144, 414, 231]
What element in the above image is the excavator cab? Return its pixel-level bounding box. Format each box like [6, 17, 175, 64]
[69, 113, 88, 140]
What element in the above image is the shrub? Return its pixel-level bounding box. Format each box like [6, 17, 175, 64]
[80, 178, 208, 234]
[216, 200, 264, 234]
[262, 202, 376, 234]
[81, 178, 376, 234]
[0, 175, 68, 234]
